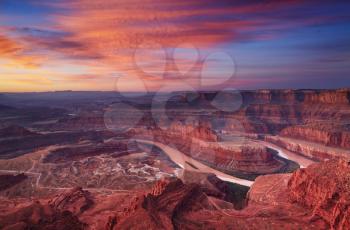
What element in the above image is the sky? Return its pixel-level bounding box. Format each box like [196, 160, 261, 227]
[0, 0, 349, 92]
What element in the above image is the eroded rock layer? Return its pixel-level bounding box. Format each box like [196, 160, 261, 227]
[2, 159, 350, 229]
[288, 159, 350, 229]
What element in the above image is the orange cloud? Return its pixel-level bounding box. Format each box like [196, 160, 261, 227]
[0, 35, 22, 56]
[1, 0, 346, 92]
[37, 0, 327, 91]
[0, 33, 44, 68]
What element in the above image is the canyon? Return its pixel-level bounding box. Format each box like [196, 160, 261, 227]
[0, 89, 349, 229]
[1, 159, 349, 229]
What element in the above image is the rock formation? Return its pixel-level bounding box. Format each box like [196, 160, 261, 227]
[280, 124, 350, 149]
[265, 135, 350, 161]
[114, 178, 213, 230]
[0, 201, 85, 230]
[2, 159, 350, 230]
[49, 187, 94, 216]
[1, 89, 350, 229]
[288, 159, 350, 230]
[197, 90, 349, 136]
[168, 121, 218, 142]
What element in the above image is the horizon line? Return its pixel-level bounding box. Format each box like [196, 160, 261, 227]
[1, 87, 349, 94]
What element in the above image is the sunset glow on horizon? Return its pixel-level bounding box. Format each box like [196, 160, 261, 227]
[0, 0, 349, 92]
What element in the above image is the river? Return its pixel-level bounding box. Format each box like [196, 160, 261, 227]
[136, 139, 315, 187]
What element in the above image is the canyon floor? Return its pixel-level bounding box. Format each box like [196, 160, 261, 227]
[0, 89, 349, 229]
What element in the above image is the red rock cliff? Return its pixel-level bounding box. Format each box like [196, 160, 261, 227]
[288, 159, 350, 230]
[168, 121, 218, 142]
[280, 125, 350, 149]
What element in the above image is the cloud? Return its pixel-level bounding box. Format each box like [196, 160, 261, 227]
[1, 0, 350, 91]
[0, 33, 44, 68]
[0, 34, 22, 56]
[41, 0, 350, 60]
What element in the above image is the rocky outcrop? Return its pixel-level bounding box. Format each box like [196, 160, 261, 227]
[198, 142, 292, 177]
[150, 179, 170, 196]
[0, 201, 86, 230]
[0, 187, 94, 229]
[114, 178, 213, 230]
[136, 125, 294, 180]
[3, 169, 347, 230]
[197, 145, 283, 175]
[112, 173, 333, 229]
[288, 159, 350, 230]
[265, 135, 350, 161]
[302, 89, 350, 104]
[246, 159, 350, 230]
[206, 174, 249, 209]
[247, 173, 291, 205]
[105, 216, 117, 230]
[280, 125, 350, 149]
[174, 89, 350, 136]
[182, 89, 349, 106]
[49, 187, 94, 216]
[239, 89, 349, 105]
[168, 121, 218, 142]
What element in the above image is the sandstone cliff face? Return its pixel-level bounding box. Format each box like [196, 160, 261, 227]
[178, 89, 350, 136]
[241, 89, 350, 105]
[302, 89, 350, 104]
[288, 159, 350, 230]
[246, 159, 350, 230]
[280, 125, 350, 149]
[114, 179, 213, 230]
[200, 145, 280, 174]
[49, 187, 93, 216]
[111, 172, 332, 230]
[149, 127, 287, 178]
[185, 89, 350, 106]
[0, 187, 94, 229]
[247, 173, 291, 205]
[168, 121, 218, 142]
[0, 201, 85, 230]
[265, 135, 350, 161]
[128, 123, 294, 182]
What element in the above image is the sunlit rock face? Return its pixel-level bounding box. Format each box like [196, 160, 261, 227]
[265, 135, 350, 161]
[168, 121, 218, 142]
[0, 198, 86, 229]
[49, 187, 94, 216]
[288, 159, 350, 230]
[174, 89, 350, 136]
[240, 89, 350, 105]
[280, 125, 350, 149]
[146, 122, 292, 179]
